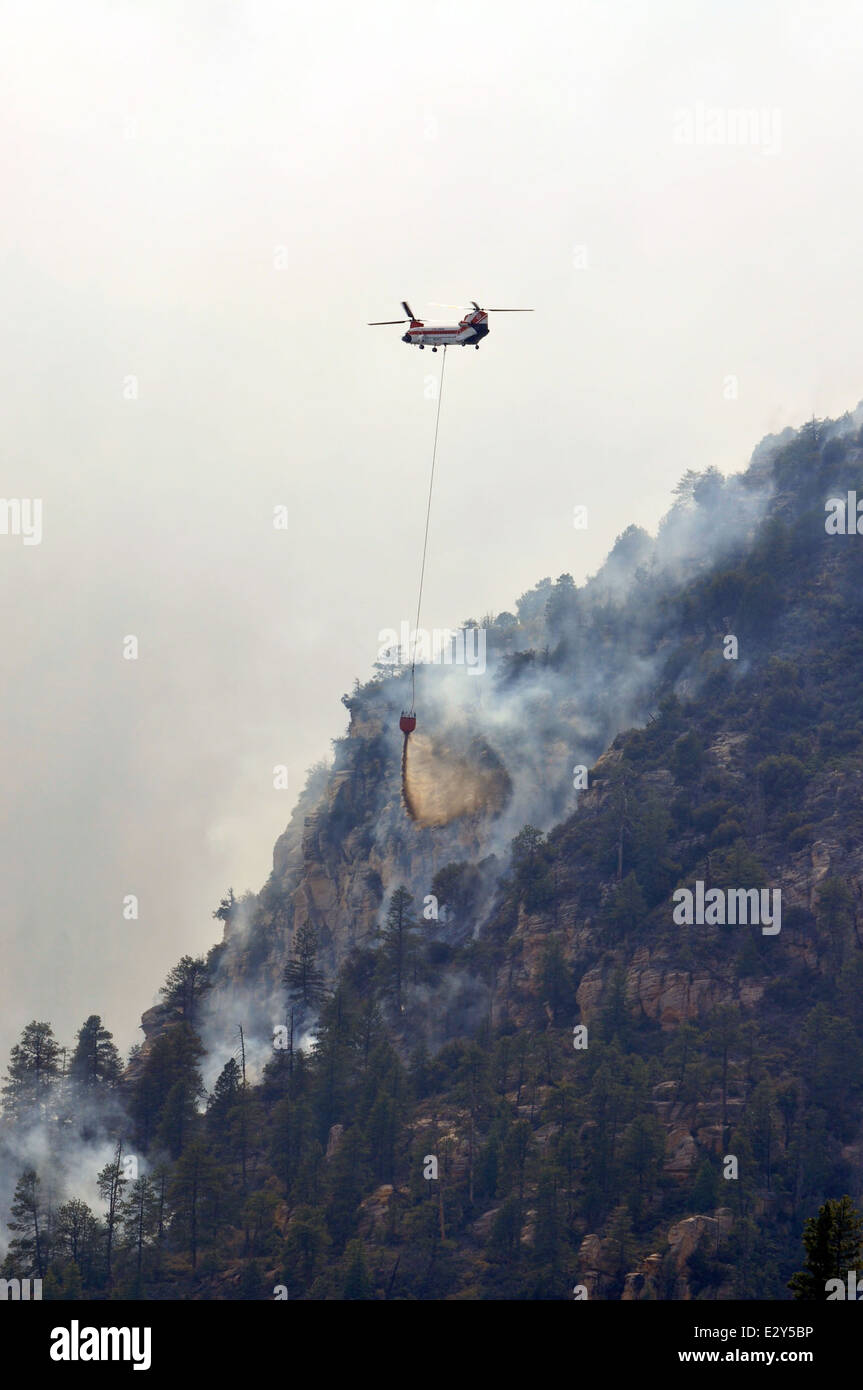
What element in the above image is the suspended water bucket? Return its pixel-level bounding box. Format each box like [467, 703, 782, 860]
[399, 712, 417, 735]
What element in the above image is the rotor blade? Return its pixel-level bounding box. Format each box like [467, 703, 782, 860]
[401, 301, 415, 319]
[368, 320, 409, 325]
[487, 308, 534, 312]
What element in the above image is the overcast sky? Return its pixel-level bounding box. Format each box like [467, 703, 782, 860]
[2, 0, 862, 1068]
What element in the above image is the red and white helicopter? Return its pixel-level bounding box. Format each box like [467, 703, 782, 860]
[368, 300, 533, 350]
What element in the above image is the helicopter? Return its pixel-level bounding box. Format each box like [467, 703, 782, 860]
[368, 300, 533, 350]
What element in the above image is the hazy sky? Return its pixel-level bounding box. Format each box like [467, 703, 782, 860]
[2, 0, 862, 1067]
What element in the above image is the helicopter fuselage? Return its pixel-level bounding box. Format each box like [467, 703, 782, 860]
[401, 309, 490, 349]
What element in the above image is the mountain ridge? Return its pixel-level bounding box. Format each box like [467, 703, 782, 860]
[8, 406, 863, 1300]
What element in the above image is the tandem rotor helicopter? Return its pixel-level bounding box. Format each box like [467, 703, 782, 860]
[368, 300, 533, 350]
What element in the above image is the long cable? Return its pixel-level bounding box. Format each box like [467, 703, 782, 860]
[410, 345, 447, 712]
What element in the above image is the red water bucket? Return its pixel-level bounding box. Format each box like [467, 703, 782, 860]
[399, 713, 417, 734]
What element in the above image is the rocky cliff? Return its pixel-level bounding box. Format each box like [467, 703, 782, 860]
[128, 408, 863, 1299]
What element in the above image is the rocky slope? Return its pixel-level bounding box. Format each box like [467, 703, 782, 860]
[123, 408, 863, 1299]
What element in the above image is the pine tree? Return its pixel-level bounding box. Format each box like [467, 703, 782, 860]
[159, 955, 212, 1022]
[789, 1196, 863, 1299]
[97, 1142, 128, 1285]
[269, 1093, 312, 1195]
[312, 986, 361, 1133]
[601, 967, 632, 1043]
[69, 1015, 123, 1090]
[539, 939, 572, 1023]
[5, 1169, 49, 1277]
[120, 1176, 160, 1292]
[1, 1021, 62, 1120]
[157, 1079, 199, 1159]
[212, 888, 237, 925]
[207, 1057, 242, 1117]
[378, 886, 417, 1012]
[283, 922, 327, 1008]
[802, 1003, 863, 1129]
[325, 1128, 366, 1249]
[169, 1138, 227, 1271]
[130, 1023, 205, 1150]
[510, 826, 553, 910]
[55, 1198, 99, 1287]
[282, 1206, 331, 1295]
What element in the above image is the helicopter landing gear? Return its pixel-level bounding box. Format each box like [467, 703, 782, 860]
[432, 346, 437, 352]
[475, 343, 480, 350]
[418, 343, 424, 349]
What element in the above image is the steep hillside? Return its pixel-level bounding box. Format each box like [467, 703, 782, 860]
[188, 411, 863, 1049]
[6, 408, 863, 1300]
